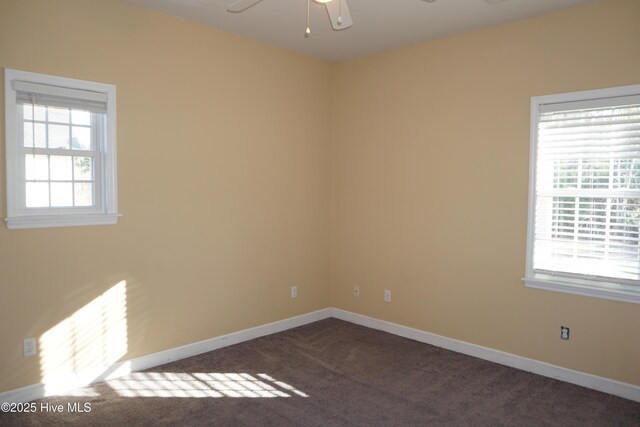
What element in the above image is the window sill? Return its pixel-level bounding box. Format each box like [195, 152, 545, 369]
[523, 276, 640, 304]
[5, 213, 121, 229]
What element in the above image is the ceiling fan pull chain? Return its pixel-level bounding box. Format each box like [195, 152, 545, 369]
[338, 0, 343, 26]
[305, 0, 311, 37]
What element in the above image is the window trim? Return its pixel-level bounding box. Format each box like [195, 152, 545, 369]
[524, 84, 640, 304]
[4, 68, 119, 229]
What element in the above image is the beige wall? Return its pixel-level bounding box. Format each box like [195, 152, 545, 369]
[332, 0, 640, 385]
[0, 0, 332, 393]
[1, 0, 639, 396]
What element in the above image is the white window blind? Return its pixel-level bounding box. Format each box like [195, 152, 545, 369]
[13, 80, 108, 113]
[526, 85, 640, 303]
[4, 68, 119, 229]
[534, 99, 640, 282]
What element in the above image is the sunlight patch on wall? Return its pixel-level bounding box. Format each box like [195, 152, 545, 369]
[39, 281, 128, 395]
[108, 372, 309, 398]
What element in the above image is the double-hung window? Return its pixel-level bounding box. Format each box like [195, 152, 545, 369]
[525, 84, 640, 303]
[4, 69, 118, 229]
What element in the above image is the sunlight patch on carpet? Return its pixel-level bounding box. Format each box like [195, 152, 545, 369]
[108, 372, 309, 398]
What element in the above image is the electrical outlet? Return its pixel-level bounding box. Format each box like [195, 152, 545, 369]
[23, 338, 36, 357]
[353, 285, 360, 297]
[560, 326, 570, 340]
[291, 285, 297, 299]
[384, 289, 391, 303]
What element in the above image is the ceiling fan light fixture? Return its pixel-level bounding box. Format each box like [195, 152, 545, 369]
[228, 0, 352, 36]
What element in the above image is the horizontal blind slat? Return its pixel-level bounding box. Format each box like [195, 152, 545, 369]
[13, 80, 107, 113]
[539, 95, 640, 113]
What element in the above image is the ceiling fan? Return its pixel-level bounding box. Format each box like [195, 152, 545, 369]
[227, 0, 353, 37]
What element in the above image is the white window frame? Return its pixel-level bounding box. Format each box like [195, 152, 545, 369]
[524, 84, 640, 304]
[4, 68, 119, 229]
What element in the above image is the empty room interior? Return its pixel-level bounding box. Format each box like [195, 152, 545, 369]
[1, 0, 640, 424]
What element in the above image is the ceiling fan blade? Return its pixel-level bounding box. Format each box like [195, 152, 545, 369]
[325, 0, 353, 30]
[227, 0, 263, 13]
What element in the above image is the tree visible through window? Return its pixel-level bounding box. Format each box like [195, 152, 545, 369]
[22, 103, 98, 208]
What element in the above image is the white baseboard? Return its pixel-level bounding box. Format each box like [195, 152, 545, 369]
[331, 308, 640, 403]
[2, 306, 638, 404]
[0, 308, 332, 403]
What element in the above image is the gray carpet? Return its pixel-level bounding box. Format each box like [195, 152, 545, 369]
[1, 318, 639, 426]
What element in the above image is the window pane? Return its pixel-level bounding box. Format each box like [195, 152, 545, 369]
[72, 126, 91, 150]
[613, 159, 640, 190]
[50, 155, 72, 181]
[48, 124, 70, 149]
[25, 154, 49, 180]
[553, 160, 578, 189]
[537, 196, 640, 280]
[23, 122, 33, 147]
[74, 182, 93, 206]
[50, 182, 73, 207]
[26, 182, 49, 208]
[47, 106, 70, 123]
[73, 157, 93, 180]
[581, 160, 610, 189]
[33, 105, 46, 121]
[34, 123, 46, 148]
[23, 104, 33, 120]
[72, 110, 90, 125]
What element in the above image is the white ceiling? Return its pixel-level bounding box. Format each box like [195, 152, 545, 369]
[123, 0, 597, 61]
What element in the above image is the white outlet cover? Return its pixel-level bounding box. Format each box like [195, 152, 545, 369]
[384, 290, 391, 302]
[23, 338, 36, 356]
[291, 286, 297, 298]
